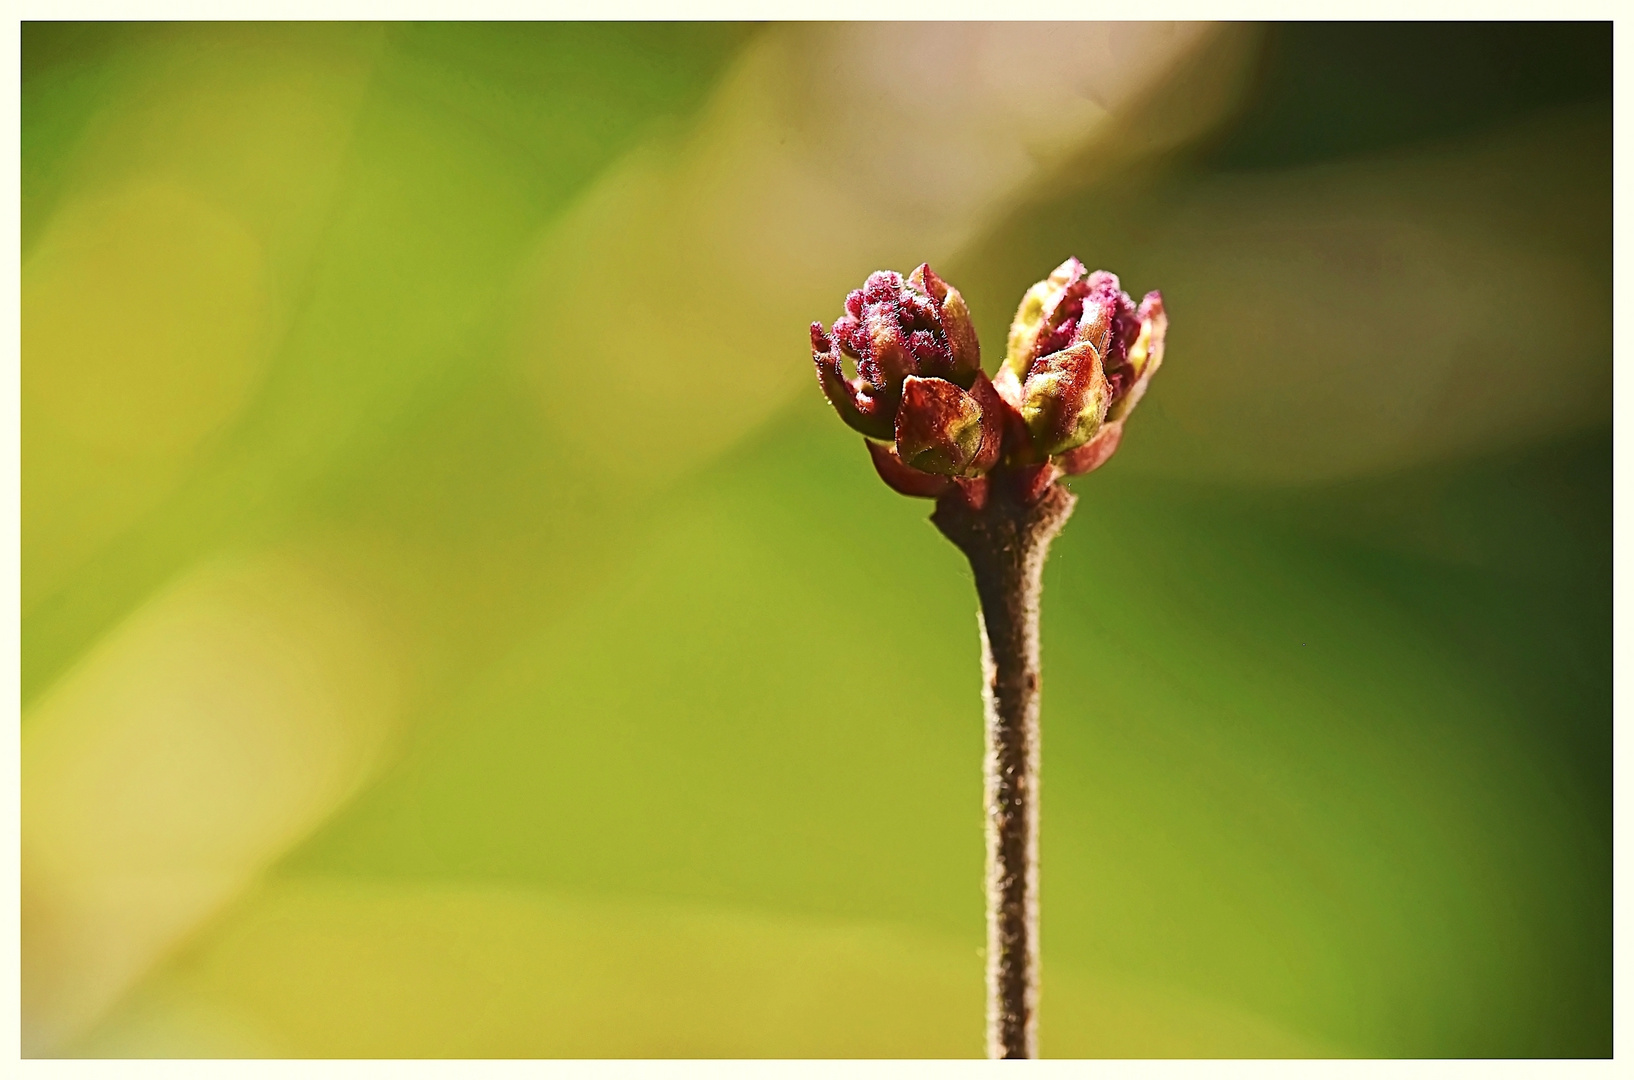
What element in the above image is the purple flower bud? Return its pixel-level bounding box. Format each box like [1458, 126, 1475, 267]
[1057, 289, 1166, 477]
[813, 266, 980, 412]
[1016, 340, 1111, 459]
[812, 321, 894, 441]
[1108, 291, 1166, 423]
[1000, 258, 1165, 470]
[896, 375, 983, 475]
[813, 259, 1164, 499]
[894, 372, 1005, 478]
[815, 266, 997, 496]
[908, 263, 981, 381]
[1003, 257, 1089, 378]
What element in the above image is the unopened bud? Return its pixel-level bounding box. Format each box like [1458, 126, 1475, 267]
[908, 263, 982, 383]
[811, 322, 894, 440]
[813, 258, 1165, 500]
[893, 371, 1007, 478]
[1018, 341, 1111, 459]
[814, 266, 1000, 497]
[1002, 259, 1166, 474]
[1004, 256, 1088, 379]
[896, 375, 983, 475]
[1106, 291, 1166, 425]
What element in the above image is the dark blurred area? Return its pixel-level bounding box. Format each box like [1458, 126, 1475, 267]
[1210, 22, 1611, 168]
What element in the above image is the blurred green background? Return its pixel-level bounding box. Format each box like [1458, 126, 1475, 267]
[21, 22, 1610, 1058]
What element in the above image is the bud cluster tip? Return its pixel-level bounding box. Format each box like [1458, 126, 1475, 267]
[811, 258, 1165, 505]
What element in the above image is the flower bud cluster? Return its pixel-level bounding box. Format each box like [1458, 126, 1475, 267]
[811, 258, 1165, 504]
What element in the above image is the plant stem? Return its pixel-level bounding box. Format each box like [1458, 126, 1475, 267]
[932, 479, 1076, 1060]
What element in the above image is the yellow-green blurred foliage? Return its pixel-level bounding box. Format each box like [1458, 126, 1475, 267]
[22, 22, 1610, 1058]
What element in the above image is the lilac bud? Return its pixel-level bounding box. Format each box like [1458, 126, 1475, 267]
[1003, 257, 1089, 380]
[908, 263, 982, 382]
[815, 266, 1001, 497]
[1107, 291, 1166, 424]
[1001, 258, 1165, 471]
[812, 259, 1164, 499]
[1057, 290, 1166, 476]
[814, 266, 975, 414]
[896, 376, 983, 476]
[1017, 341, 1111, 459]
[894, 372, 1006, 478]
[811, 322, 894, 440]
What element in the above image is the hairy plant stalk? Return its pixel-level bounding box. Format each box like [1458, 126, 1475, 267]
[932, 480, 1077, 1059]
[811, 257, 1163, 1056]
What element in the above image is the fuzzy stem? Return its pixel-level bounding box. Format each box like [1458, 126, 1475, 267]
[932, 479, 1076, 1059]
